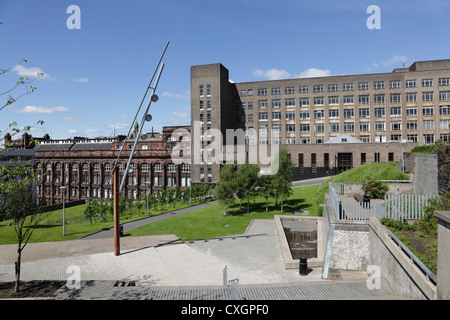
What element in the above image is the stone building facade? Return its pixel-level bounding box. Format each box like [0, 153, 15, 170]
[34, 126, 191, 205]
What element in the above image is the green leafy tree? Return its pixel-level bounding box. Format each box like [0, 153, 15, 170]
[135, 194, 145, 215]
[236, 162, 260, 213]
[216, 164, 236, 216]
[259, 174, 274, 213]
[0, 162, 47, 293]
[84, 197, 98, 223]
[271, 147, 293, 214]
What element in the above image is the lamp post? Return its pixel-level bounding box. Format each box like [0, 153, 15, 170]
[60, 186, 67, 237]
[145, 181, 151, 215]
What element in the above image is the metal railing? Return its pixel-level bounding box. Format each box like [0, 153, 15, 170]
[384, 193, 434, 220]
[387, 229, 437, 284]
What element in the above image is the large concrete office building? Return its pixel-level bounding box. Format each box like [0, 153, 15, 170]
[190, 59, 450, 183]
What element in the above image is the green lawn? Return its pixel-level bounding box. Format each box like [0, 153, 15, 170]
[129, 185, 322, 242]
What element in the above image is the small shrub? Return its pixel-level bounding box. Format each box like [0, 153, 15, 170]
[362, 177, 389, 199]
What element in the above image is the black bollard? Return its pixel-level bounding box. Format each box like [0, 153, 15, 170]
[299, 257, 308, 276]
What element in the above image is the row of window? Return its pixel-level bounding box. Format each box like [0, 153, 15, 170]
[254, 119, 446, 135]
[238, 92, 450, 110]
[252, 133, 441, 146]
[239, 78, 450, 97]
[245, 105, 450, 123]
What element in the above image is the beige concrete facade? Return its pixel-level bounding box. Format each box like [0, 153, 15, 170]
[190, 60, 450, 183]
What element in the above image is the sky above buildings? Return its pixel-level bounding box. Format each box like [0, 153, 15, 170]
[1, 0, 449, 140]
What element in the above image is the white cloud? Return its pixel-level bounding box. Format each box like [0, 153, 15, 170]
[253, 67, 331, 80]
[12, 65, 56, 80]
[296, 68, 332, 78]
[382, 55, 408, 67]
[72, 77, 89, 83]
[161, 91, 189, 99]
[84, 129, 100, 134]
[12, 105, 69, 114]
[253, 68, 292, 80]
[171, 111, 188, 118]
[107, 123, 129, 130]
[62, 116, 81, 122]
[68, 129, 78, 135]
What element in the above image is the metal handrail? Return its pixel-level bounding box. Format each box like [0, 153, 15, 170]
[387, 229, 437, 285]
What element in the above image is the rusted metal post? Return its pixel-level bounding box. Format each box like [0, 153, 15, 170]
[113, 167, 120, 256]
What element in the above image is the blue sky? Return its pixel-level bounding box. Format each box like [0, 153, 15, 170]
[1, 0, 449, 140]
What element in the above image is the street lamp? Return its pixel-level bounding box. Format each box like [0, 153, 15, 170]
[145, 181, 151, 215]
[60, 186, 67, 236]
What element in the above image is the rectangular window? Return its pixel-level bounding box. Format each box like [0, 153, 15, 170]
[407, 134, 418, 142]
[343, 83, 354, 91]
[361, 153, 366, 164]
[299, 86, 309, 93]
[406, 107, 417, 116]
[271, 87, 280, 95]
[324, 153, 330, 173]
[374, 81, 385, 90]
[258, 88, 267, 96]
[313, 85, 324, 93]
[389, 152, 394, 162]
[343, 95, 354, 104]
[272, 112, 281, 120]
[314, 97, 324, 105]
[344, 122, 354, 132]
[343, 109, 354, 118]
[311, 153, 316, 174]
[328, 96, 339, 104]
[314, 123, 324, 132]
[329, 123, 340, 132]
[391, 121, 402, 131]
[285, 98, 295, 107]
[439, 78, 450, 86]
[375, 122, 385, 131]
[440, 134, 450, 142]
[299, 98, 309, 106]
[423, 120, 434, 130]
[248, 114, 254, 122]
[258, 100, 268, 109]
[406, 120, 417, 131]
[286, 111, 295, 121]
[248, 89, 253, 96]
[360, 122, 370, 132]
[358, 82, 369, 90]
[405, 80, 416, 88]
[390, 80, 401, 89]
[423, 106, 434, 116]
[422, 79, 433, 87]
[300, 124, 310, 132]
[374, 94, 385, 104]
[374, 107, 385, 117]
[240, 90, 246, 97]
[390, 107, 401, 116]
[424, 134, 434, 145]
[286, 124, 296, 133]
[328, 84, 339, 92]
[299, 110, 310, 119]
[406, 92, 417, 103]
[358, 95, 369, 105]
[359, 108, 370, 118]
[258, 112, 268, 120]
[206, 84, 211, 96]
[329, 109, 339, 118]
[285, 86, 295, 94]
[439, 91, 450, 101]
[440, 120, 450, 130]
[259, 125, 267, 134]
[390, 94, 401, 104]
[272, 99, 281, 108]
[272, 124, 281, 134]
[440, 105, 450, 115]
[299, 153, 304, 174]
[286, 137, 296, 144]
[314, 110, 324, 119]
[422, 92, 433, 102]
[375, 153, 380, 163]
[248, 102, 253, 109]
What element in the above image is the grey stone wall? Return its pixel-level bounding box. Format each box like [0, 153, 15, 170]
[413, 154, 438, 195]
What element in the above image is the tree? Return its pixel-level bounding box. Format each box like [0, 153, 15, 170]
[271, 147, 293, 214]
[135, 194, 145, 215]
[259, 174, 274, 213]
[215, 164, 236, 216]
[84, 197, 98, 223]
[236, 162, 260, 213]
[0, 162, 47, 293]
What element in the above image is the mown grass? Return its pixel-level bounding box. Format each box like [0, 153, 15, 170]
[129, 185, 321, 242]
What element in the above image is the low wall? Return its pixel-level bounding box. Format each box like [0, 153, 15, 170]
[369, 217, 436, 300]
[274, 215, 326, 269]
[436, 211, 450, 300]
[342, 182, 413, 195]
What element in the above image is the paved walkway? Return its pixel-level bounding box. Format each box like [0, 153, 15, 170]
[0, 178, 403, 300]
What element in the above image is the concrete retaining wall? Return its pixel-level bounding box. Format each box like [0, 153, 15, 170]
[368, 217, 436, 300]
[341, 182, 413, 195]
[436, 211, 450, 300]
[412, 154, 438, 195]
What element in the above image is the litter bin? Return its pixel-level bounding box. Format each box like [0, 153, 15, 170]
[120, 225, 124, 237]
[299, 257, 308, 276]
[363, 194, 371, 208]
